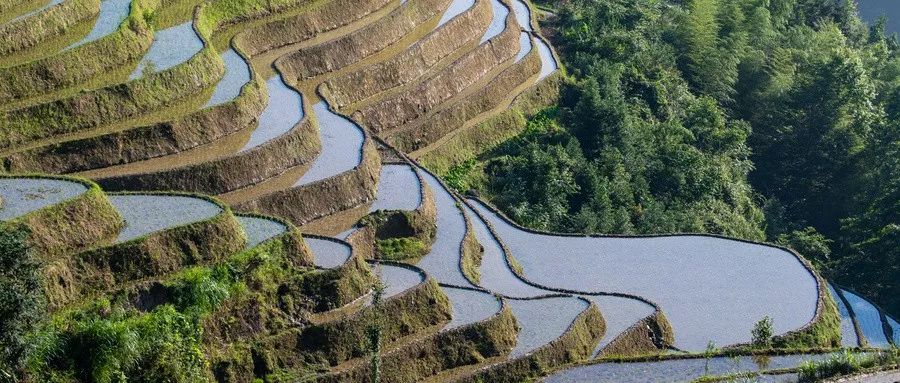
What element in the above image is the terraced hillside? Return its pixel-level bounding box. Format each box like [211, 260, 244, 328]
[0, 0, 898, 381]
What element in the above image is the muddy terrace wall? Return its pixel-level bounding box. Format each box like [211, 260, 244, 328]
[419, 70, 562, 175]
[348, 158, 438, 261]
[0, 9, 224, 150]
[320, 0, 492, 110]
[234, 132, 381, 226]
[296, 235, 375, 311]
[275, 0, 451, 81]
[3, 59, 267, 175]
[319, 302, 518, 383]
[91, 91, 317, 194]
[235, 0, 393, 57]
[598, 311, 677, 357]
[0, 0, 100, 56]
[251, 276, 451, 370]
[0, 175, 123, 255]
[388, 42, 542, 153]
[42, 192, 246, 310]
[0, 0, 157, 106]
[352, 4, 520, 133]
[455, 299, 606, 382]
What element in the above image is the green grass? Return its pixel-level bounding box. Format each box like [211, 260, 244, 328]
[376, 237, 426, 261]
[797, 348, 899, 382]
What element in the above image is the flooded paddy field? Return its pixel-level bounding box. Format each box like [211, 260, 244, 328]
[107, 194, 221, 242]
[0, 177, 87, 220]
[469, 198, 819, 351]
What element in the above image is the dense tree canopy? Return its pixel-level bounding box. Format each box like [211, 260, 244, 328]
[455, 0, 899, 314]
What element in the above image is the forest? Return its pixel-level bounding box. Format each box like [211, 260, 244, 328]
[449, 0, 900, 316]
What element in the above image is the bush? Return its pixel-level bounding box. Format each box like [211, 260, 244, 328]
[797, 348, 900, 382]
[751, 316, 773, 349]
[0, 226, 43, 379]
[375, 237, 426, 260]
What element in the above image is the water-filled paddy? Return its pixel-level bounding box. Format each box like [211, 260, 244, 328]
[480, 0, 509, 44]
[508, 297, 588, 358]
[415, 169, 475, 287]
[543, 353, 837, 383]
[463, 203, 545, 297]
[307, 237, 352, 269]
[587, 295, 656, 355]
[294, 101, 364, 185]
[240, 75, 304, 151]
[107, 194, 221, 242]
[65, 0, 130, 50]
[369, 164, 422, 212]
[511, 0, 532, 31]
[129, 22, 203, 80]
[515, 32, 532, 63]
[204, 49, 251, 107]
[839, 288, 890, 347]
[827, 283, 860, 347]
[376, 263, 425, 298]
[9, 0, 63, 23]
[469, 199, 819, 351]
[534, 36, 556, 80]
[442, 287, 501, 331]
[887, 316, 899, 345]
[0, 178, 87, 220]
[236, 215, 286, 249]
[437, 0, 475, 28]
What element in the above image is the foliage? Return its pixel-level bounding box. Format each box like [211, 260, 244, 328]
[368, 280, 385, 383]
[27, 302, 206, 383]
[0, 227, 43, 380]
[797, 348, 899, 382]
[776, 228, 833, 268]
[474, 0, 765, 239]
[376, 237, 426, 261]
[469, 0, 899, 315]
[751, 316, 773, 349]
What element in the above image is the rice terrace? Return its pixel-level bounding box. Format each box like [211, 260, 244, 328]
[0, 0, 898, 381]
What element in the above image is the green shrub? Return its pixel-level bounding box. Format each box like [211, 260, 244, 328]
[751, 316, 773, 349]
[27, 303, 206, 383]
[797, 349, 900, 382]
[375, 237, 426, 261]
[0, 226, 43, 380]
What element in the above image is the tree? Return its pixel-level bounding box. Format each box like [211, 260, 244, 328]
[752, 316, 774, 349]
[0, 226, 43, 381]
